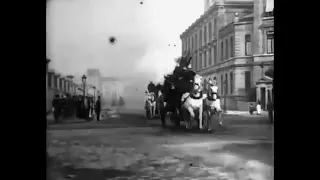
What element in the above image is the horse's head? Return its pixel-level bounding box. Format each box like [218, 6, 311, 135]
[193, 74, 203, 93]
[150, 93, 155, 101]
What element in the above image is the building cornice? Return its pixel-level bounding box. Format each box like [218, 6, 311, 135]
[197, 56, 273, 75]
[180, 2, 254, 39]
[66, 75, 74, 79]
[234, 21, 253, 26]
[48, 69, 55, 74]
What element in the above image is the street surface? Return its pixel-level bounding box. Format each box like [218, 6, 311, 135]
[47, 108, 273, 180]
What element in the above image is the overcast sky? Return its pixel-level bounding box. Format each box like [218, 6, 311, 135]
[47, 0, 204, 82]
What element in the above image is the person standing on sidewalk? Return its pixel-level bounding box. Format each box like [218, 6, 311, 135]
[267, 100, 274, 124]
[256, 100, 262, 115]
[95, 96, 101, 121]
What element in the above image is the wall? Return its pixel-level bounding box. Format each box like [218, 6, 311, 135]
[234, 22, 253, 57]
[252, 63, 273, 86]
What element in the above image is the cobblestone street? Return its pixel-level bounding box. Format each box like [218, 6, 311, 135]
[47, 110, 273, 180]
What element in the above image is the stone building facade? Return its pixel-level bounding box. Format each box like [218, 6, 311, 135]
[46, 68, 79, 113]
[180, 0, 273, 110]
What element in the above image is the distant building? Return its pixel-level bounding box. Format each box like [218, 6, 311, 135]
[86, 69, 102, 95]
[101, 77, 124, 107]
[180, 0, 273, 110]
[84, 69, 125, 107]
[46, 69, 78, 113]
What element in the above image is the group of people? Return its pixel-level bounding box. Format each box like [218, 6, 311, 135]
[51, 94, 101, 123]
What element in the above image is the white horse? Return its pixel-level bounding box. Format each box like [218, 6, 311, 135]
[145, 92, 156, 119]
[181, 75, 207, 129]
[204, 80, 223, 131]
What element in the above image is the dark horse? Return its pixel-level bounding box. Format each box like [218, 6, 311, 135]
[161, 51, 196, 127]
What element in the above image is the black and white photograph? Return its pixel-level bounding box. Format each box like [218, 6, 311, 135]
[46, 0, 274, 179]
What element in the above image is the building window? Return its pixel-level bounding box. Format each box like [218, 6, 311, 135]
[209, 22, 212, 41]
[64, 81, 67, 91]
[204, 26, 207, 44]
[225, 73, 228, 95]
[230, 36, 234, 57]
[221, 74, 224, 95]
[214, 18, 217, 35]
[245, 71, 251, 94]
[225, 39, 229, 59]
[59, 79, 63, 90]
[195, 34, 198, 50]
[199, 53, 202, 69]
[204, 51, 207, 68]
[188, 38, 190, 51]
[54, 76, 57, 89]
[214, 45, 217, 65]
[245, 34, 251, 56]
[195, 54, 198, 71]
[191, 37, 194, 51]
[221, 41, 224, 61]
[230, 72, 233, 94]
[209, 48, 212, 66]
[199, 30, 202, 47]
[267, 31, 274, 54]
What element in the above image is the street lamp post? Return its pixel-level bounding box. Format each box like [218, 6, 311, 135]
[82, 75, 87, 105]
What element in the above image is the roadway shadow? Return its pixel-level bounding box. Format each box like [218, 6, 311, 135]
[210, 141, 274, 166]
[47, 156, 135, 180]
[149, 125, 226, 136]
[47, 113, 149, 130]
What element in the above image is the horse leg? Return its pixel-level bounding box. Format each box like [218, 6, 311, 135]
[207, 109, 212, 131]
[199, 105, 203, 129]
[185, 107, 194, 129]
[218, 111, 223, 126]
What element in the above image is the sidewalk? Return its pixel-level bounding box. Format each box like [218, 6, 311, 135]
[225, 110, 268, 116]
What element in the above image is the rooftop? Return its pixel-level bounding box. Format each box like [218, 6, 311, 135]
[180, 1, 253, 38]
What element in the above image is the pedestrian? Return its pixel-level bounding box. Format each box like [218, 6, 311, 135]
[95, 96, 101, 121]
[256, 100, 262, 115]
[157, 91, 166, 127]
[89, 97, 94, 118]
[52, 94, 61, 123]
[267, 100, 274, 124]
[249, 103, 254, 115]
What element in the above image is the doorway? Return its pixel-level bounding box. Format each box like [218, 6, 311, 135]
[261, 87, 266, 110]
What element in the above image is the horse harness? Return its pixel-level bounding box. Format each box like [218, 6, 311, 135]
[181, 91, 203, 105]
[207, 86, 219, 101]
